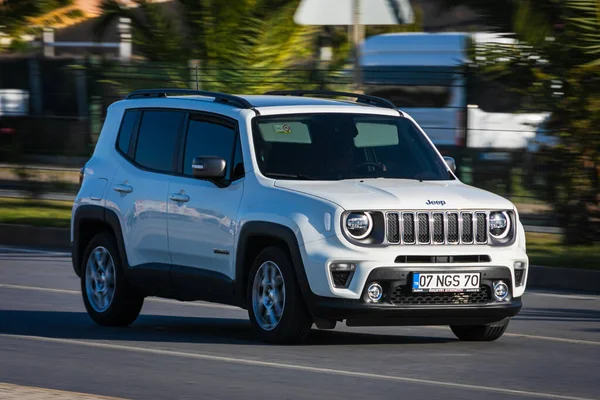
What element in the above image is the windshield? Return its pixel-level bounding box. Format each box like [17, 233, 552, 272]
[251, 113, 454, 181]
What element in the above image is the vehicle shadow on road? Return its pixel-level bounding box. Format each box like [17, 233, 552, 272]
[0, 309, 455, 346]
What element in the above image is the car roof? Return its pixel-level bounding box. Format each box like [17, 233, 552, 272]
[122, 89, 400, 113]
[164, 94, 382, 109]
[233, 95, 365, 108]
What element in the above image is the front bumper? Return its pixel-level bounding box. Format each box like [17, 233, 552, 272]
[306, 266, 522, 326]
[299, 234, 529, 299]
[296, 233, 527, 326]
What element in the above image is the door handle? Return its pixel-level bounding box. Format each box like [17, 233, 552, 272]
[113, 184, 133, 193]
[169, 193, 190, 203]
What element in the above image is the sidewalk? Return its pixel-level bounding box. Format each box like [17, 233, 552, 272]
[0, 383, 124, 400]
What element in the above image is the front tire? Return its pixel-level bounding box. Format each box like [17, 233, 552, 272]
[81, 232, 144, 327]
[247, 246, 312, 344]
[450, 317, 511, 341]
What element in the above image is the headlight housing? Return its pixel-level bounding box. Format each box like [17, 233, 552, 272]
[489, 211, 510, 239]
[488, 210, 516, 246]
[344, 212, 373, 239]
[341, 211, 385, 245]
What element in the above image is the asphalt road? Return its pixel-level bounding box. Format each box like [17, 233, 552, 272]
[0, 247, 599, 400]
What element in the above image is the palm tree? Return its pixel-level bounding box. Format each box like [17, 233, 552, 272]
[1, 0, 84, 49]
[565, 0, 600, 66]
[93, 0, 320, 93]
[95, 0, 187, 62]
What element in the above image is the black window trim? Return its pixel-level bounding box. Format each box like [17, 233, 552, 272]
[114, 109, 141, 160]
[115, 106, 244, 182]
[127, 111, 142, 158]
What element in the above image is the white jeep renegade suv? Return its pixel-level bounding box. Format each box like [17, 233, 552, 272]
[71, 89, 528, 343]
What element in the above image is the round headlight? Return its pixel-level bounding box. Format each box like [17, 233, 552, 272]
[345, 212, 373, 240]
[489, 211, 510, 238]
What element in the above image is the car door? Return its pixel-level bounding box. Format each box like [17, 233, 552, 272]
[105, 108, 184, 292]
[167, 113, 245, 300]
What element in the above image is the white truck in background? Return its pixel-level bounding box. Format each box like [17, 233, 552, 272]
[0, 89, 29, 140]
[359, 32, 550, 152]
[0, 89, 29, 118]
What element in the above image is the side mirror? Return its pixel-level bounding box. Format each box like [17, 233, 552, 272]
[192, 156, 227, 180]
[443, 156, 457, 173]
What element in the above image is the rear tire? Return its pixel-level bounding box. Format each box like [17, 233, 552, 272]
[450, 317, 510, 342]
[81, 232, 144, 327]
[247, 246, 313, 344]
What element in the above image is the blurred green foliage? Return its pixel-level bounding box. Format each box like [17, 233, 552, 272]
[457, 0, 600, 244]
[93, 0, 423, 94]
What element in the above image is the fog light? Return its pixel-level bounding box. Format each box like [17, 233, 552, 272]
[493, 281, 509, 301]
[367, 283, 383, 302]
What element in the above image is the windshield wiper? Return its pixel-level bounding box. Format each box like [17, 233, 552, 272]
[264, 172, 315, 180]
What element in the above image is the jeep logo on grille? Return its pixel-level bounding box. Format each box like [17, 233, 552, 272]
[426, 200, 446, 206]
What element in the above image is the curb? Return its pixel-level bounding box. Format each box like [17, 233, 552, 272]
[0, 223, 70, 249]
[528, 266, 599, 294]
[0, 224, 598, 294]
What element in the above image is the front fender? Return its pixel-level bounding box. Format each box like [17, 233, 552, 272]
[234, 220, 313, 309]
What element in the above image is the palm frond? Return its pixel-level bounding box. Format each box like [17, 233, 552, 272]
[566, 0, 600, 64]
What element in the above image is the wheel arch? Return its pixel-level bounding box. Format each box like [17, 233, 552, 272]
[72, 205, 127, 278]
[235, 221, 312, 309]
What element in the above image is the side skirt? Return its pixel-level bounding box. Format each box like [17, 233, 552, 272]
[125, 263, 241, 307]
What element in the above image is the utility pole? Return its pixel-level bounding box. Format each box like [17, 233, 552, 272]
[293, 0, 414, 93]
[351, 0, 364, 91]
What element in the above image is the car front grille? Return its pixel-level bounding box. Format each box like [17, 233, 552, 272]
[390, 285, 492, 306]
[385, 211, 490, 245]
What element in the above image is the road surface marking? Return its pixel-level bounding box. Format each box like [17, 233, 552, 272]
[1, 283, 598, 345]
[0, 284, 240, 310]
[528, 292, 599, 301]
[503, 332, 600, 345]
[0, 382, 125, 400]
[0, 284, 77, 295]
[0, 334, 596, 400]
[422, 326, 600, 346]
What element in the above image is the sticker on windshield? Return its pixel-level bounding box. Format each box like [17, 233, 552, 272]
[273, 124, 292, 134]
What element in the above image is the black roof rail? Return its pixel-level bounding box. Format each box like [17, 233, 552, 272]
[124, 89, 253, 109]
[263, 90, 398, 110]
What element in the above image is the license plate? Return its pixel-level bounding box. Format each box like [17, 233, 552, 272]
[412, 272, 481, 293]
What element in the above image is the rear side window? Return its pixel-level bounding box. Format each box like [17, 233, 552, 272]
[134, 110, 184, 173]
[116, 110, 139, 155]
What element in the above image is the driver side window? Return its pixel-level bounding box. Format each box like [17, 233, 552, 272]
[182, 117, 243, 180]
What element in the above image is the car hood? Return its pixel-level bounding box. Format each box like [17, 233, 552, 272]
[274, 179, 515, 211]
